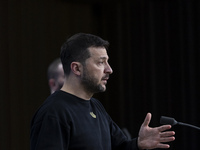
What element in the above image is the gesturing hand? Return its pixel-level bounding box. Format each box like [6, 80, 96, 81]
[137, 113, 175, 150]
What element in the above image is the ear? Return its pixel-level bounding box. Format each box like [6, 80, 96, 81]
[49, 79, 56, 88]
[70, 62, 82, 76]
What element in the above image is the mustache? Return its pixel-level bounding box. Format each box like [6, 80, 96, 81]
[102, 75, 110, 80]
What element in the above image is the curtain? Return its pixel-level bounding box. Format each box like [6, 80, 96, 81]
[0, 0, 199, 149]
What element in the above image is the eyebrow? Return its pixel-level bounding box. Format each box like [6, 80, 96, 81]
[99, 56, 109, 60]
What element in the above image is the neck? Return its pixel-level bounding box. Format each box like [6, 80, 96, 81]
[61, 77, 93, 100]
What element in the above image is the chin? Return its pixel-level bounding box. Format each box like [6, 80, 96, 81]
[97, 85, 106, 93]
[101, 86, 106, 92]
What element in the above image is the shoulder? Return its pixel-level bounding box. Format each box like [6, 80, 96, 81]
[31, 91, 73, 124]
[41, 91, 71, 112]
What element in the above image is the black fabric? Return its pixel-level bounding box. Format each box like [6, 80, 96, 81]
[30, 90, 139, 150]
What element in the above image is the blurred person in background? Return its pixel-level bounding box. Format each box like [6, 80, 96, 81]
[47, 58, 65, 94]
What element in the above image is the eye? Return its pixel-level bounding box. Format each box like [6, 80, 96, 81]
[98, 61, 104, 66]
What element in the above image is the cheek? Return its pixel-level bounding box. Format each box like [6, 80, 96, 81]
[56, 78, 64, 87]
[58, 76, 65, 82]
[95, 71, 104, 82]
[85, 64, 104, 79]
[90, 69, 103, 80]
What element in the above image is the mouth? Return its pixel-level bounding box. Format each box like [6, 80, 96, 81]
[103, 77, 109, 80]
[102, 75, 109, 80]
[102, 76, 109, 84]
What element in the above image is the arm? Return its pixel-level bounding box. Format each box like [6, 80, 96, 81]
[137, 113, 175, 150]
[30, 116, 70, 150]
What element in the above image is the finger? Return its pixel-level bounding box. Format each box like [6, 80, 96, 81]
[160, 131, 175, 137]
[160, 136, 175, 143]
[156, 143, 170, 149]
[142, 112, 152, 126]
[157, 125, 172, 132]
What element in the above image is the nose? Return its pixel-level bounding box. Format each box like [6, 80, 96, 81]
[105, 63, 113, 74]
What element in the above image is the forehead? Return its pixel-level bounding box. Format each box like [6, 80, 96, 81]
[58, 63, 63, 69]
[88, 47, 109, 59]
[57, 63, 64, 74]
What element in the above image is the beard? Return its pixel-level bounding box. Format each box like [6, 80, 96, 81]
[81, 68, 106, 94]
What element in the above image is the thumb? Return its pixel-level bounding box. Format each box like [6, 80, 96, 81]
[142, 113, 152, 127]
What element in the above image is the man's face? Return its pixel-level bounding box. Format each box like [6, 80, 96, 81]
[80, 47, 113, 93]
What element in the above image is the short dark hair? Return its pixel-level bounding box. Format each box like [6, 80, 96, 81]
[60, 33, 109, 76]
[47, 58, 61, 80]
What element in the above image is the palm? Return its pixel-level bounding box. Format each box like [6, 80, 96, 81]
[137, 113, 175, 149]
[139, 125, 160, 149]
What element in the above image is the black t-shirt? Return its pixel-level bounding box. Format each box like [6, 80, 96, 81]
[30, 90, 139, 150]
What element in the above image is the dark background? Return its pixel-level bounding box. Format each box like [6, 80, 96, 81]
[0, 0, 199, 149]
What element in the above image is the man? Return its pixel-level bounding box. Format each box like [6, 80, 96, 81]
[30, 33, 175, 150]
[47, 57, 132, 139]
[47, 58, 65, 94]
